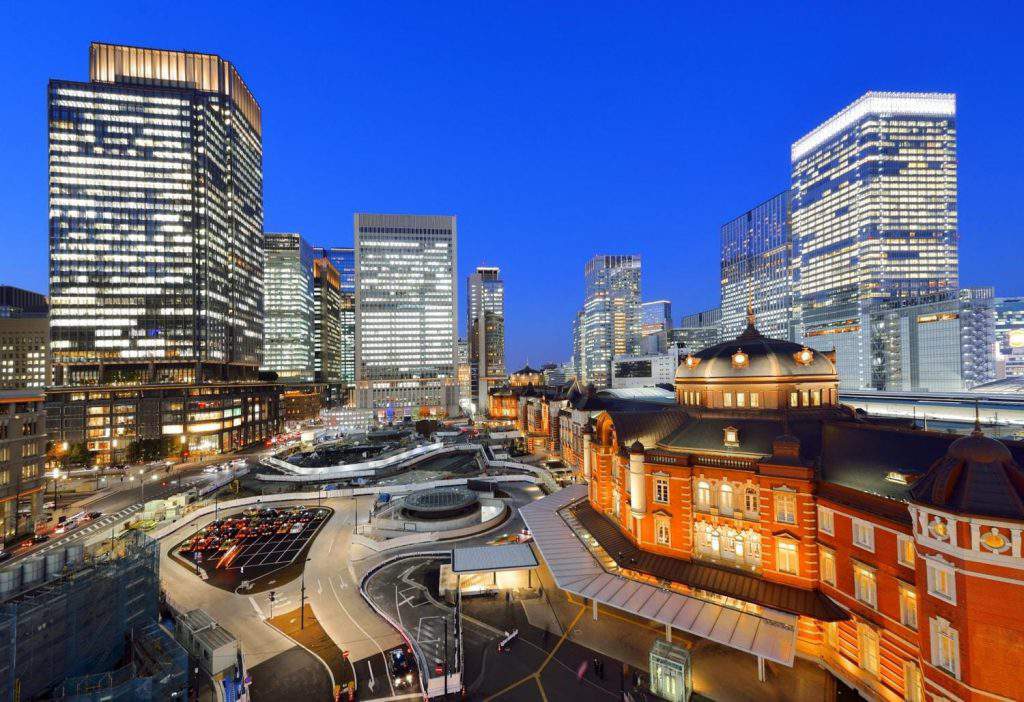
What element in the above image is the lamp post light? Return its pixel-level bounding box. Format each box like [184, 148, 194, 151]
[50, 468, 63, 515]
[300, 557, 312, 629]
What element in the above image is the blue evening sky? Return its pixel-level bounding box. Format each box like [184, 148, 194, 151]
[2, 2, 1021, 369]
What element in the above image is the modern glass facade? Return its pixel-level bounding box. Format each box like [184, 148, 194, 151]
[578, 255, 641, 389]
[720, 191, 795, 340]
[354, 214, 457, 415]
[46, 43, 279, 463]
[670, 307, 721, 355]
[314, 247, 356, 387]
[49, 42, 264, 387]
[870, 288, 995, 392]
[467, 266, 505, 409]
[313, 256, 342, 383]
[262, 233, 315, 382]
[791, 92, 958, 389]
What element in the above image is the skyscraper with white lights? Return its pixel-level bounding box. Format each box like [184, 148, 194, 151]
[578, 255, 641, 389]
[467, 266, 505, 411]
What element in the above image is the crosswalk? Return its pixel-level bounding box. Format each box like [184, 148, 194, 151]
[37, 504, 143, 553]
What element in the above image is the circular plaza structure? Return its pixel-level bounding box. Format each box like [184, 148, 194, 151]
[401, 487, 481, 521]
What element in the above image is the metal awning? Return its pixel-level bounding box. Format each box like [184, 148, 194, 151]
[451, 543, 538, 574]
[520, 485, 799, 666]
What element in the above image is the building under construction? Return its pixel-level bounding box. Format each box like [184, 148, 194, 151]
[0, 534, 186, 700]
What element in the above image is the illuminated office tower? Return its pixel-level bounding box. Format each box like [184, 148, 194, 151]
[263, 233, 315, 382]
[578, 255, 641, 389]
[313, 257, 342, 384]
[640, 300, 672, 354]
[0, 287, 49, 390]
[314, 247, 356, 387]
[720, 191, 795, 340]
[791, 92, 958, 388]
[46, 43, 279, 462]
[354, 214, 458, 417]
[467, 266, 505, 411]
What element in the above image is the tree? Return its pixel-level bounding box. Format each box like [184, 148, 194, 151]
[64, 442, 93, 468]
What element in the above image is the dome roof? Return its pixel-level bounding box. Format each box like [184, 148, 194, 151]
[676, 315, 836, 381]
[909, 426, 1024, 520]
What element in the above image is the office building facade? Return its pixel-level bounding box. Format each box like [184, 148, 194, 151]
[720, 191, 795, 340]
[870, 288, 996, 392]
[314, 247, 356, 387]
[313, 256, 342, 384]
[670, 307, 722, 354]
[611, 348, 680, 389]
[994, 297, 1024, 379]
[263, 233, 315, 382]
[791, 92, 959, 389]
[641, 300, 672, 355]
[467, 266, 506, 411]
[0, 288, 49, 390]
[577, 255, 641, 389]
[354, 214, 458, 416]
[47, 43, 279, 462]
[0, 391, 46, 543]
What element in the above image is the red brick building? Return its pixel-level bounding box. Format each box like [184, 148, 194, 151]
[566, 314, 1024, 701]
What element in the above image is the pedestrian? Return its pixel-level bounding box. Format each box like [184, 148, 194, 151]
[593, 657, 600, 678]
[505, 590, 511, 605]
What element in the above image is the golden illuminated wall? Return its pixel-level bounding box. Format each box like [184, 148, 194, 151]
[89, 42, 261, 135]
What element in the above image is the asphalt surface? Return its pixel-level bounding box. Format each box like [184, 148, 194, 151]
[249, 646, 334, 702]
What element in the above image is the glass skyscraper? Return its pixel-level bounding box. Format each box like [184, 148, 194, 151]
[46, 43, 280, 463]
[313, 256, 342, 383]
[314, 247, 356, 387]
[720, 191, 795, 341]
[577, 255, 641, 389]
[467, 266, 505, 410]
[262, 233, 315, 382]
[791, 92, 958, 388]
[354, 214, 458, 416]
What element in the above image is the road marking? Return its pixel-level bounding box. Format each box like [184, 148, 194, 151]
[317, 578, 323, 595]
[249, 596, 264, 619]
[328, 576, 391, 696]
[367, 659, 375, 691]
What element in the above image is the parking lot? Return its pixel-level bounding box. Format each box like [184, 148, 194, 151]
[173, 505, 332, 592]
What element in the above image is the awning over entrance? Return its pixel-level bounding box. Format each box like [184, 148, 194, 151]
[520, 485, 799, 666]
[451, 544, 538, 574]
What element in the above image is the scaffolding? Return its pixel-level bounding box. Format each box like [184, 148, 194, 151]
[0, 533, 162, 700]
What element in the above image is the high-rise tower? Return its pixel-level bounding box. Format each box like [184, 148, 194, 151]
[467, 266, 505, 412]
[791, 92, 958, 388]
[578, 255, 641, 389]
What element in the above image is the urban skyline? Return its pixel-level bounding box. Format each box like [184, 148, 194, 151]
[4, 5, 1023, 369]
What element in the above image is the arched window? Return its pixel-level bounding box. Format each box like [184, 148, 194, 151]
[696, 481, 711, 510]
[719, 483, 734, 513]
[709, 528, 720, 555]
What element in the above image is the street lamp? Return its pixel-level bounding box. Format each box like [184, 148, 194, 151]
[300, 557, 312, 629]
[50, 468, 63, 515]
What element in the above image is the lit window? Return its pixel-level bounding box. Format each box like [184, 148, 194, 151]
[820, 548, 836, 586]
[857, 623, 880, 676]
[811, 389, 821, 406]
[852, 519, 875, 552]
[736, 392, 746, 408]
[774, 491, 796, 524]
[750, 392, 760, 408]
[654, 478, 669, 504]
[926, 560, 956, 604]
[776, 539, 799, 575]
[818, 506, 834, 536]
[656, 520, 670, 546]
[899, 584, 918, 630]
[853, 563, 877, 608]
[723, 426, 739, 446]
[897, 534, 916, 568]
[744, 488, 758, 514]
[723, 392, 733, 407]
[695, 481, 711, 511]
[719, 483, 734, 513]
[790, 391, 799, 407]
[930, 617, 960, 678]
[904, 662, 923, 702]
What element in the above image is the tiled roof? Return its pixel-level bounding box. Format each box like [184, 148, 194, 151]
[572, 503, 847, 621]
[605, 408, 689, 451]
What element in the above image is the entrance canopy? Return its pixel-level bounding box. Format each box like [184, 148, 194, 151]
[451, 544, 538, 574]
[520, 485, 798, 666]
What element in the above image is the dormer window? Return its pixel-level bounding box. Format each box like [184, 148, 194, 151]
[723, 426, 739, 447]
[684, 354, 700, 369]
[794, 346, 814, 366]
[731, 348, 749, 368]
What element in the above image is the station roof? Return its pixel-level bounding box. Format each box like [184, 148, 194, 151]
[521, 485, 801, 666]
[451, 543, 538, 574]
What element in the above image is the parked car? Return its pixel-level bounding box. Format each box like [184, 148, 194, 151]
[0, 551, 11, 563]
[32, 533, 50, 544]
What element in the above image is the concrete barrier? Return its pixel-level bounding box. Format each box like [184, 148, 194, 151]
[259, 442, 445, 479]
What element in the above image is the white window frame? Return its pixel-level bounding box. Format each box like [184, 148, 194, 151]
[744, 487, 758, 515]
[897, 534, 916, 568]
[852, 518, 875, 552]
[820, 547, 836, 586]
[903, 661, 923, 702]
[818, 506, 834, 536]
[776, 539, 799, 575]
[853, 562, 877, 608]
[655, 518, 671, 546]
[774, 491, 796, 525]
[898, 583, 918, 630]
[857, 623, 880, 676]
[930, 617, 960, 679]
[654, 477, 669, 504]
[723, 392, 733, 407]
[926, 559, 956, 604]
[719, 483, 734, 514]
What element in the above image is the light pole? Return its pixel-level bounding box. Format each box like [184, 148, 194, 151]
[300, 557, 312, 629]
[50, 468, 63, 516]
